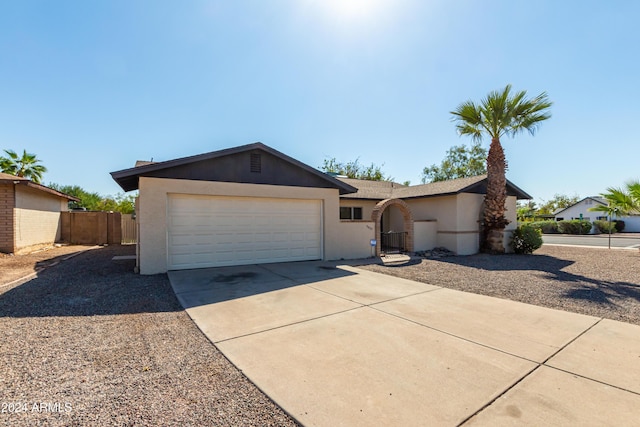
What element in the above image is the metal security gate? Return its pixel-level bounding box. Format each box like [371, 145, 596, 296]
[381, 231, 407, 254]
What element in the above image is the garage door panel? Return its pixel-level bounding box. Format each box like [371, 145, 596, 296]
[167, 195, 322, 269]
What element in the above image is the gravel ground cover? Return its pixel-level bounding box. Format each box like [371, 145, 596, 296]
[361, 245, 640, 326]
[0, 245, 298, 426]
[0, 245, 92, 287]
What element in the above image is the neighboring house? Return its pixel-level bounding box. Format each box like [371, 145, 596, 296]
[554, 196, 640, 232]
[0, 173, 79, 254]
[110, 143, 531, 274]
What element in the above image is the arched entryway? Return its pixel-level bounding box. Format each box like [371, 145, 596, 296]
[371, 198, 414, 257]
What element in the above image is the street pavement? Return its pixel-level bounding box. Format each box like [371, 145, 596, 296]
[542, 233, 640, 249]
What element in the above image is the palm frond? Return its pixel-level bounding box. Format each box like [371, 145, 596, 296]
[451, 101, 489, 142]
[597, 186, 636, 216]
[625, 180, 640, 213]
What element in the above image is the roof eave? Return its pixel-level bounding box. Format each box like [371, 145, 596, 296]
[110, 142, 358, 194]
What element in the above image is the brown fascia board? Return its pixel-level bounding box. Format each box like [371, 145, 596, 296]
[3, 180, 80, 202]
[0, 173, 79, 201]
[110, 142, 358, 195]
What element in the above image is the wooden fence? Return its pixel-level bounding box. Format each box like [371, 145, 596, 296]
[60, 211, 121, 245]
[121, 214, 137, 244]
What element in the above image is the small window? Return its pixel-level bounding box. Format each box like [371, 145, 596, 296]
[597, 216, 608, 221]
[340, 206, 363, 220]
[353, 207, 363, 220]
[340, 207, 352, 220]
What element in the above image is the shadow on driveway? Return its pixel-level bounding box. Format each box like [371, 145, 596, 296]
[168, 261, 359, 309]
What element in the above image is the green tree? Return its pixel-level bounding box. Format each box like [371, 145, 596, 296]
[0, 149, 48, 183]
[48, 183, 136, 214]
[451, 84, 552, 252]
[320, 157, 391, 181]
[516, 200, 537, 222]
[537, 193, 580, 215]
[421, 142, 487, 183]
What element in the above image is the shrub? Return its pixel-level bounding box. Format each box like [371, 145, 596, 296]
[511, 225, 543, 254]
[529, 220, 558, 234]
[615, 220, 625, 232]
[593, 220, 617, 234]
[557, 220, 592, 235]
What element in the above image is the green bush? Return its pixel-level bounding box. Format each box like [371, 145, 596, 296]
[593, 220, 617, 234]
[511, 225, 543, 254]
[529, 220, 558, 234]
[615, 220, 625, 232]
[557, 220, 592, 235]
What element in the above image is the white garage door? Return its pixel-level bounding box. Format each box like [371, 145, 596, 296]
[167, 194, 323, 270]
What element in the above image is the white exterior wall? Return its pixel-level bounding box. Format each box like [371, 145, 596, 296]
[622, 216, 640, 232]
[414, 220, 437, 251]
[554, 199, 640, 233]
[138, 177, 346, 274]
[554, 199, 607, 222]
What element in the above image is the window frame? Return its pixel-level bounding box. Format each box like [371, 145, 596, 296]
[340, 206, 363, 221]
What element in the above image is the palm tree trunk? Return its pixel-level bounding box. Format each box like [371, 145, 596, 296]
[483, 137, 510, 253]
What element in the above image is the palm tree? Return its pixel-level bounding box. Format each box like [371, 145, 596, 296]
[628, 180, 640, 211]
[0, 149, 48, 183]
[451, 85, 552, 252]
[589, 181, 640, 248]
[591, 180, 640, 218]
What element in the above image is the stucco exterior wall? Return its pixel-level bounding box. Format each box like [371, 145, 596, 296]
[407, 194, 481, 255]
[414, 220, 437, 251]
[408, 195, 457, 229]
[138, 177, 344, 274]
[335, 221, 375, 260]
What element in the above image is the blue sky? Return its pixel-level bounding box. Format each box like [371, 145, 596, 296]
[1, 0, 639, 205]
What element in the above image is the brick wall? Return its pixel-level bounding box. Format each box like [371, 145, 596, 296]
[0, 184, 16, 253]
[14, 208, 62, 253]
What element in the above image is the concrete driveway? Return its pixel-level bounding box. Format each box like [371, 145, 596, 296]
[169, 261, 640, 426]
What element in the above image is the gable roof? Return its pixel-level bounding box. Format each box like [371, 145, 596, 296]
[0, 173, 79, 201]
[111, 142, 357, 195]
[554, 196, 608, 216]
[339, 175, 532, 200]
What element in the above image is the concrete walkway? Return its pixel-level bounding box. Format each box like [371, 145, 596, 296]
[168, 261, 640, 426]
